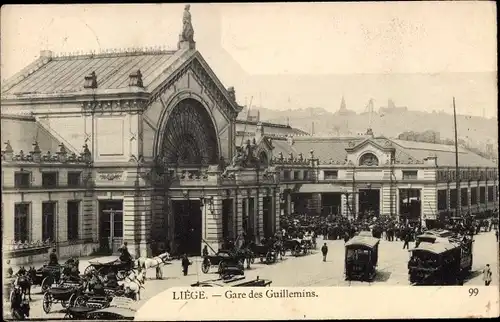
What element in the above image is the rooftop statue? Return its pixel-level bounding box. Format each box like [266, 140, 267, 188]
[181, 5, 194, 42]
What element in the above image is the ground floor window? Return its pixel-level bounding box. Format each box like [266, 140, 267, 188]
[450, 189, 457, 209]
[461, 188, 468, 207]
[42, 201, 56, 242]
[399, 189, 421, 220]
[67, 201, 80, 241]
[14, 203, 30, 242]
[479, 187, 486, 203]
[470, 187, 478, 205]
[487, 186, 494, 202]
[437, 190, 447, 211]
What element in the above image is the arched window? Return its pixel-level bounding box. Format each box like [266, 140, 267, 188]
[259, 151, 269, 167]
[359, 153, 379, 166]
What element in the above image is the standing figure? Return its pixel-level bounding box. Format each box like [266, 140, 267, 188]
[403, 233, 411, 250]
[181, 254, 191, 276]
[49, 248, 59, 266]
[181, 5, 194, 42]
[321, 243, 328, 262]
[483, 264, 492, 286]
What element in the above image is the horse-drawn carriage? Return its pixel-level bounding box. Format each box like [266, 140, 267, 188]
[84, 259, 134, 280]
[202, 250, 247, 274]
[26, 264, 63, 292]
[280, 239, 307, 256]
[65, 295, 136, 320]
[249, 241, 279, 264]
[42, 280, 86, 314]
[344, 235, 380, 282]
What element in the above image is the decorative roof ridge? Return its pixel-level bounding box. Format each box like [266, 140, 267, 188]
[293, 136, 359, 141]
[235, 119, 292, 129]
[391, 138, 469, 153]
[51, 46, 178, 60]
[0, 113, 36, 121]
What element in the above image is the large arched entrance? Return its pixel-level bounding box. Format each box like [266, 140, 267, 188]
[158, 98, 220, 255]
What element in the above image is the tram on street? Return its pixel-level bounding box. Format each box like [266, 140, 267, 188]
[408, 229, 473, 285]
[344, 232, 380, 282]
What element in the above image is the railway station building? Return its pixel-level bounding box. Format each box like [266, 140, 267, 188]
[2, 7, 498, 264]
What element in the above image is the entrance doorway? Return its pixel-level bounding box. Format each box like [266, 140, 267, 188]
[358, 189, 380, 219]
[263, 197, 273, 238]
[99, 200, 124, 254]
[172, 200, 202, 256]
[399, 189, 422, 225]
[322, 193, 341, 217]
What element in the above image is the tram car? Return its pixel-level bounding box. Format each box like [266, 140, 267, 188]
[408, 229, 473, 285]
[344, 234, 380, 282]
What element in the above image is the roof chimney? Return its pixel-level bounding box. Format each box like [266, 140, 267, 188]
[40, 50, 53, 59]
[84, 71, 98, 89]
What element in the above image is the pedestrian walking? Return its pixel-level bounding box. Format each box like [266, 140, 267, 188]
[321, 243, 328, 262]
[483, 264, 492, 286]
[495, 229, 498, 242]
[181, 254, 192, 276]
[403, 233, 411, 250]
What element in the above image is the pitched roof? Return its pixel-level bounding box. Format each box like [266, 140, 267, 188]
[2, 49, 180, 96]
[269, 135, 496, 167]
[1, 114, 63, 154]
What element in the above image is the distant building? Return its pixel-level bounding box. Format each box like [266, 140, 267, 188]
[335, 96, 356, 116]
[379, 99, 408, 114]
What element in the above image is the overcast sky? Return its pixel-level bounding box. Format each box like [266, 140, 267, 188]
[1, 3, 497, 117]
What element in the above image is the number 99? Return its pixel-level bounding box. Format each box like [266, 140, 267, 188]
[468, 288, 479, 296]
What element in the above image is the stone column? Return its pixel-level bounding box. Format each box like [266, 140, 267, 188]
[286, 193, 292, 215]
[203, 196, 221, 254]
[236, 192, 243, 238]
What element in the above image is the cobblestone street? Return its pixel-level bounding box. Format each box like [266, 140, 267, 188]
[6, 231, 498, 319]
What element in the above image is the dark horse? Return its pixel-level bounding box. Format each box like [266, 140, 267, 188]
[14, 267, 32, 301]
[10, 285, 30, 320]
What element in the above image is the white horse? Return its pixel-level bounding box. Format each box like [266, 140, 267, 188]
[118, 270, 145, 301]
[135, 252, 171, 279]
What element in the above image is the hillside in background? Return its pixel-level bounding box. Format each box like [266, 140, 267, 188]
[238, 106, 498, 159]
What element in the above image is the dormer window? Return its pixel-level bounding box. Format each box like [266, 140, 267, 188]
[359, 153, 379, 166]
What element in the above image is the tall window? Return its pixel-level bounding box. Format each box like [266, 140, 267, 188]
[488, 187, 494, 202]
[14, 172, 31, 188]
[67, 172, 81, 187]
[67, 201, 80, 241]
[450, 189, 457, 209]
[303, 171, 309, 180]
[437, 190, 447, 210]
[470, 187, 478, 205]
[293, 171, 300, 180]
[283, 171, 291, 180]
[461, 188, 468, 207]
[14, 203, 30, 242]
[42, 201, 56, 242]
[42, 172, 58, 188]
[479, 187, 486, 203]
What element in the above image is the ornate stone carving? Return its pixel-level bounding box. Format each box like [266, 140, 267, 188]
[348, 141, 356, 148]
[98, 172, 123, 181]
[359, 153, 379, 166]
[82, 99, 147, 114]
[180, 5, 194, 42]
[231, 139, 259, 168]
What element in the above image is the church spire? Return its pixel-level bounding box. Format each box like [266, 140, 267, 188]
[340, 95, 346, 110]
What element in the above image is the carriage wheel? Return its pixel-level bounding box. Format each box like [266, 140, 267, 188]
[116, 270, 126, 281]
[41, 276, 54, 293]
[42, 292, 53, 314]
[84, 265, 95, 276]
[218, 262, 225, 273]
[68, 293, 77, 307]
[74, 295, 86, 307]
[201, 262, 210, 274]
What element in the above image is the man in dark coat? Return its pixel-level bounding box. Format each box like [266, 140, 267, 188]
[181, 254, 191, 276]
[403, 232, 411, 249]
[48, 249, 58, 266]
[321, 243, 328, 262]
